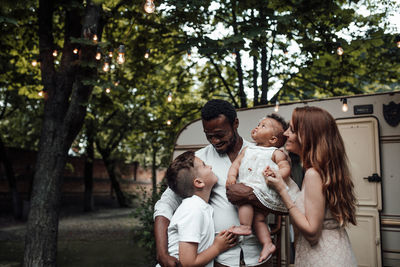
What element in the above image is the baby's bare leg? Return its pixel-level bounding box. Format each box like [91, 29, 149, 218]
[253, 211, 276, 262]
[229, 204, 253, 235]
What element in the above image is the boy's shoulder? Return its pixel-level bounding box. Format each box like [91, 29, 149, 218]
[172, 196, 210, 221]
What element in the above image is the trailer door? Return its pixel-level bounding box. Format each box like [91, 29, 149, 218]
[337, 117, 382, 267]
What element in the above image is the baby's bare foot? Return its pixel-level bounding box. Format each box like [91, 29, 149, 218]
[259, 242, 276, 262]
[229, 225, 252, 236]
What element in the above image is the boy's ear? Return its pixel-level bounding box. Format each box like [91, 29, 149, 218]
[193, 177, 205, 189]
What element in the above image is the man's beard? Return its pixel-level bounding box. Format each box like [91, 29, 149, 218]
[216, 133, 237, 155]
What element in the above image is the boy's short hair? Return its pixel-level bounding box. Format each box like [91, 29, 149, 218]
[267, 113, 288, 148]
[166, 151, 196, 198]
[201, 99, 237, 125]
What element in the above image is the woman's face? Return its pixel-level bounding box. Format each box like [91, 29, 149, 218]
[284, 121, 301, 155]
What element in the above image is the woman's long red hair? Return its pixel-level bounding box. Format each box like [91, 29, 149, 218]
[292, 106, 357, 226]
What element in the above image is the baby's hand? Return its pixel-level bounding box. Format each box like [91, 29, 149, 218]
[263, 166, 275, 178]
[226, 176, 237, 187]
[214, 230, 237, 253]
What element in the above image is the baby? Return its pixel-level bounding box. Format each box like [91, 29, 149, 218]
[226, 113, 298, 262]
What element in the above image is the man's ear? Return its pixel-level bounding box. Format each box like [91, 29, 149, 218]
[193, 177, 205, 189]
[233, 117, 239, 130]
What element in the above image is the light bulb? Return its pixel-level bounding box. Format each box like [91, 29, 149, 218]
[167, 119, 172, 126]
[31, 59, 38, 67]
[397, 41, 400, 49]
[167, 93, 172, 102]
[144, 49, 150, 59]
[93, 34, 98, 42]
[108, 49, 113, 58]
[114, 81, 120, 86]
[105, 88, 111, 94]
[117, 45, 125, 64]
[38, 91, 43, 97]
[274, 101, 279, 112]
[187, 49, 191, 59]
[341, 98, 348, 112]
[337, 46, 344, 56]
[95, 47, 101, 60]
[232, 48, 237, 58]
[52, 50, 58, 57]
[103, 62, 110, 72]
[144, 0, 155, 13]
[73, 48, 78, 54]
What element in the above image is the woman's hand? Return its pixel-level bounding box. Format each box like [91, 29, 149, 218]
[264, 166, 287, 195]
[213, 230, 237, 253]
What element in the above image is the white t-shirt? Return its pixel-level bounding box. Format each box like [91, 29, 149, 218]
[154, 140, 266, 267]
[166, 195, 215, 267]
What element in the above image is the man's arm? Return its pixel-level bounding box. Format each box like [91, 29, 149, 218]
[155, 216, 181, 267]
[154, 187, 182, 267]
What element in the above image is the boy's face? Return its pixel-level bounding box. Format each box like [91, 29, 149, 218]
[251, 118, 282, 147]
[193, 157, 218, 187]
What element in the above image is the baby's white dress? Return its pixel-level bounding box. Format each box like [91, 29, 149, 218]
[237, 146, 299, 212]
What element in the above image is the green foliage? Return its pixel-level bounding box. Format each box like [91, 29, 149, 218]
[132, 185, 166, 265]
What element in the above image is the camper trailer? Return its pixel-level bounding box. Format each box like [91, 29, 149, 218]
[172, 91, 400, 267]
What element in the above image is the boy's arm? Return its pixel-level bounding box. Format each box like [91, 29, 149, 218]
[154, 188, 182, 267]
[226, 148, 246, 186]
[179, 231, 236, 267]
[272, 149, 291, 181]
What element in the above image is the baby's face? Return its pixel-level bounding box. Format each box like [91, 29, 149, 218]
[251, 118, 283, 146]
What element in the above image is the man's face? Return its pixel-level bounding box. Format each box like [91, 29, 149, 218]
[202, 115, 238, 154]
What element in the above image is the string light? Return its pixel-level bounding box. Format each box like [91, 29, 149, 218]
[38, 91, 44, 97]
[73, 48, 79, 54]
[144, 0, 155, 13]
[103, 58, 110, 72]
[396, 35, 400, 48]
[274, 101, 279, 112]
[114, 80, 120, 86]
[52, 50, 58, 57]
[31, 59, 38, 67]
[232, 48, 237, 58]
[93, 34, 98, 42]
[117, 45, 125, 64]
[340, 98, 348, 112]
[95, 47, 101, 60]
[108, 48, 114, 58]
[187, 49, 191, 59]
[336, 43, 344, 56]
[144, 49, 150, 59]
[167, 92, 172, 102]
[105, 88, 111, 94]
[167, 119, 172, 126]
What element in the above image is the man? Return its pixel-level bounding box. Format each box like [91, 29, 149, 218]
[154, 99, 272, 267]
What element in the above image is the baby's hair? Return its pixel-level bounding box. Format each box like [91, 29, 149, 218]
[201, 99, 237, 125]
[266, 113, 288, 147]
[165, 151, 196, 198]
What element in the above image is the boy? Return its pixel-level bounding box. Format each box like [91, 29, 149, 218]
[226, 114, 299, 262]
[158, 151, 237, 267]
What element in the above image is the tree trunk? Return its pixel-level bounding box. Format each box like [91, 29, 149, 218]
[83, 125, 94, 212]
[151, 145, 158, 199]
[260, 46, 268, 105]
[0, 137, 22, 220]
[23, 1, 100, 266]
[102, 157, 128, 207]
[231, 0, 247, 108]
[252, 52, 259, 106]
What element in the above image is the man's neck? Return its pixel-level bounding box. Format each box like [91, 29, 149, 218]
[227, 136, 243, 162]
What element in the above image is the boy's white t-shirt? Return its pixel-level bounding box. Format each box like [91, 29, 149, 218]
[166, 195, 215, 267]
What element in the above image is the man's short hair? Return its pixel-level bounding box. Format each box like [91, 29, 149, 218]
[267, 113, 288, 148]
[201, 99, 237, 125]
[165, 151, 196, 198]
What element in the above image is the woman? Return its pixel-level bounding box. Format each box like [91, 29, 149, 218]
[265, 106, 357, 266]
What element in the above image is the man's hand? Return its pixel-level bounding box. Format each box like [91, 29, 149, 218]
[226, 183, 271, 212]
[157, 254, 181, 267]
